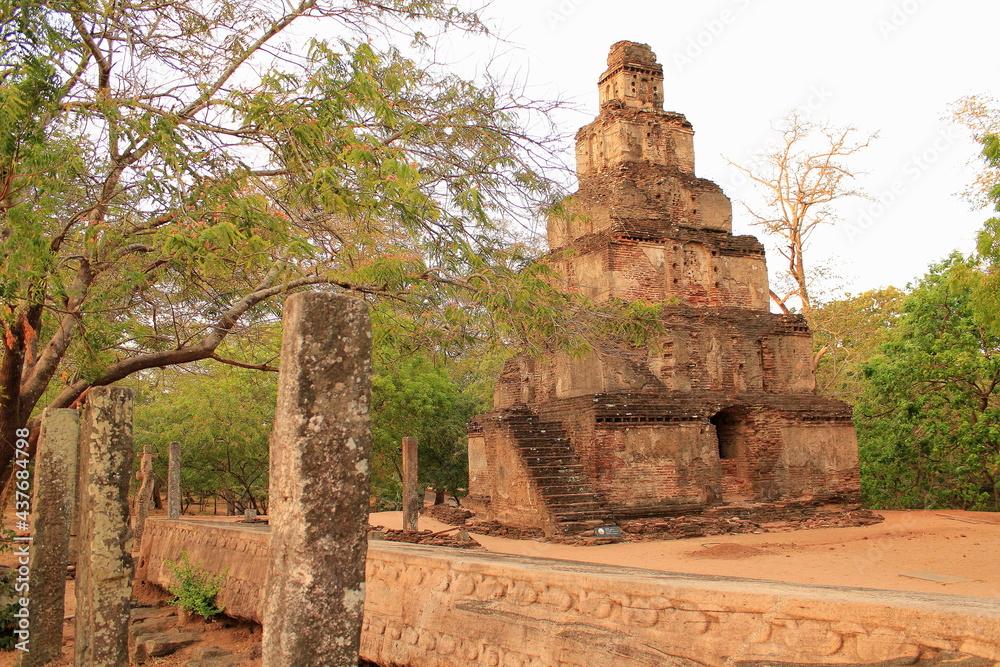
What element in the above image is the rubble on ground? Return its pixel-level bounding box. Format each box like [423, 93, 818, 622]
[367, 525, 482, 549]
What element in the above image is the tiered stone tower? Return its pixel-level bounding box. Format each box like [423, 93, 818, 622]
[466, 42, 859, 535]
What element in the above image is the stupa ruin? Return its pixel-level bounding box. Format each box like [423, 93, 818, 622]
[466, 41, 860, 535]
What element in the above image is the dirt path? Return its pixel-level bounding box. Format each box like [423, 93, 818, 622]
[370, 509, 1000, 599]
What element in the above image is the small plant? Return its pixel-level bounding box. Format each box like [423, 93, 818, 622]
[165, 551, 227, 619]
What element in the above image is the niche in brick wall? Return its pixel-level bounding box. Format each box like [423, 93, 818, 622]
[711, 407, 745, 460]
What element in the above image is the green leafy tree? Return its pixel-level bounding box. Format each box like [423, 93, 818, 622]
[857, 256, 1000, 510]
[810, 287, 905, 400]
[370, 352, 485, 507]
[951, 96, 1000, 206]
[0, 0, 584, 488]
[967, 133, 1000, 332]
[133, 363, 275, 513]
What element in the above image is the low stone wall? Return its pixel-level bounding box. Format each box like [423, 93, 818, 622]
[137, 518, 1000, 666]
[137, 519, 269, 622]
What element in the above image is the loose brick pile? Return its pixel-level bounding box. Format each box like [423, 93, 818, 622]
[463, 520, 546, 540]
[428, 504, 885, 545]
[367, 526, 482, 549]
[419, 505, 473, 525]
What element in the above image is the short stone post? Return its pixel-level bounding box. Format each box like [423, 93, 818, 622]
[16, 409, 79, 667]
[167, 440, 181, 519]
[74, 386, 135, 667]
[401, 436, 420, 531]
[132, 442, 155, 548]
[262, 292, 372, 667]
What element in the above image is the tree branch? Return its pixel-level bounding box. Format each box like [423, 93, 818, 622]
[210, 354, 278, 372]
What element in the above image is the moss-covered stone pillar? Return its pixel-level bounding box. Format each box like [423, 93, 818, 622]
[133, 442, 155, 548]
[16, 409, 79, 667]
[262, 292, 372, 667]
[167, 440, 181, 520]
[74, 386, 135, 667]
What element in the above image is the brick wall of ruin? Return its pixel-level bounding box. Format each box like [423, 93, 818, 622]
[493, 309, 817, 410]
[547, 169, 737, 248]
[523, 394, 860, 514]
[548, 235, 768, 309]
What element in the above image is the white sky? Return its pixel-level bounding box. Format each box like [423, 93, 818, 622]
[443, 0, 1000, 297]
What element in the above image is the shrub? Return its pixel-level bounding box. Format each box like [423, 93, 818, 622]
[165, 551, 227, 619]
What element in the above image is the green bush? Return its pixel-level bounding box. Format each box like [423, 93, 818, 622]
[165, 551, 227, 619]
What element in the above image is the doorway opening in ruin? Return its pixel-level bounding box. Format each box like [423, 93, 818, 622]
[711, 407, 751, 502]
[711, 407, 743, 460]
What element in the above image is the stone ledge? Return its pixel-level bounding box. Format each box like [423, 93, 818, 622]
[138, 518, 1000, 666]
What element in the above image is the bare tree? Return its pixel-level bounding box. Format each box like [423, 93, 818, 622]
[727, 112, 876, 317]
[952, 95, 1000, 205]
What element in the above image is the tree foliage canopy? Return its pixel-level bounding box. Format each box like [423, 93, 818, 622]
[133, 338, 487, 513]
[857, 256, 1000, 510]
[810, 287, 905, 400]
[0, 0, 614, 486]
[370, 352, 484, 506]
[133, 363, 274, 513]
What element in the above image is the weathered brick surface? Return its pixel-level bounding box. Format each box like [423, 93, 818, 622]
[470, 41, 860, 533]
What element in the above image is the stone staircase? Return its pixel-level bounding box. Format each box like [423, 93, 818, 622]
[498, 407, 614, 535]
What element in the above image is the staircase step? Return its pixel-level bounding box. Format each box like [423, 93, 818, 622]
[550, 502, 604, 512]
[523, 456, 578, 466]
[539, 490, 592, 499]
[519, 445, 576, 456]
[499, 407, 613, 534]
[536, 478, 590, 486]
[518, 450, 572, 458]
[516, 444, 573, 452]
[529, 468, 586, 477]
[518, 438, 570, 447]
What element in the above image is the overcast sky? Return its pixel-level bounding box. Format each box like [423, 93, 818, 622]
[442, 0, 999, 297]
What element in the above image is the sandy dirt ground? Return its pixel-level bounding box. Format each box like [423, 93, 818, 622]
[372, 509, 1000, 599]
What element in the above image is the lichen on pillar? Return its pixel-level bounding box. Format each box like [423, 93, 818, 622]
[262, 291, 373, 667]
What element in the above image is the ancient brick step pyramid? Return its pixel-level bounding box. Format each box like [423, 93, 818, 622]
[467, 41, 859, 535]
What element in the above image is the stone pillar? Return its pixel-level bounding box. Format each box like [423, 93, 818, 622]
[401, 437, 419, 531]
[167, 440, 180, 519]
[15, 409, 79, 667]
[262, 292, 372, 667]
[74, 386, 135, 667]
[133, 443, 155, 548]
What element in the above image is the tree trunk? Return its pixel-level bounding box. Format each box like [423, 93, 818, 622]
[0, 324, 27, 494]
[434, 489, 446, 505]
